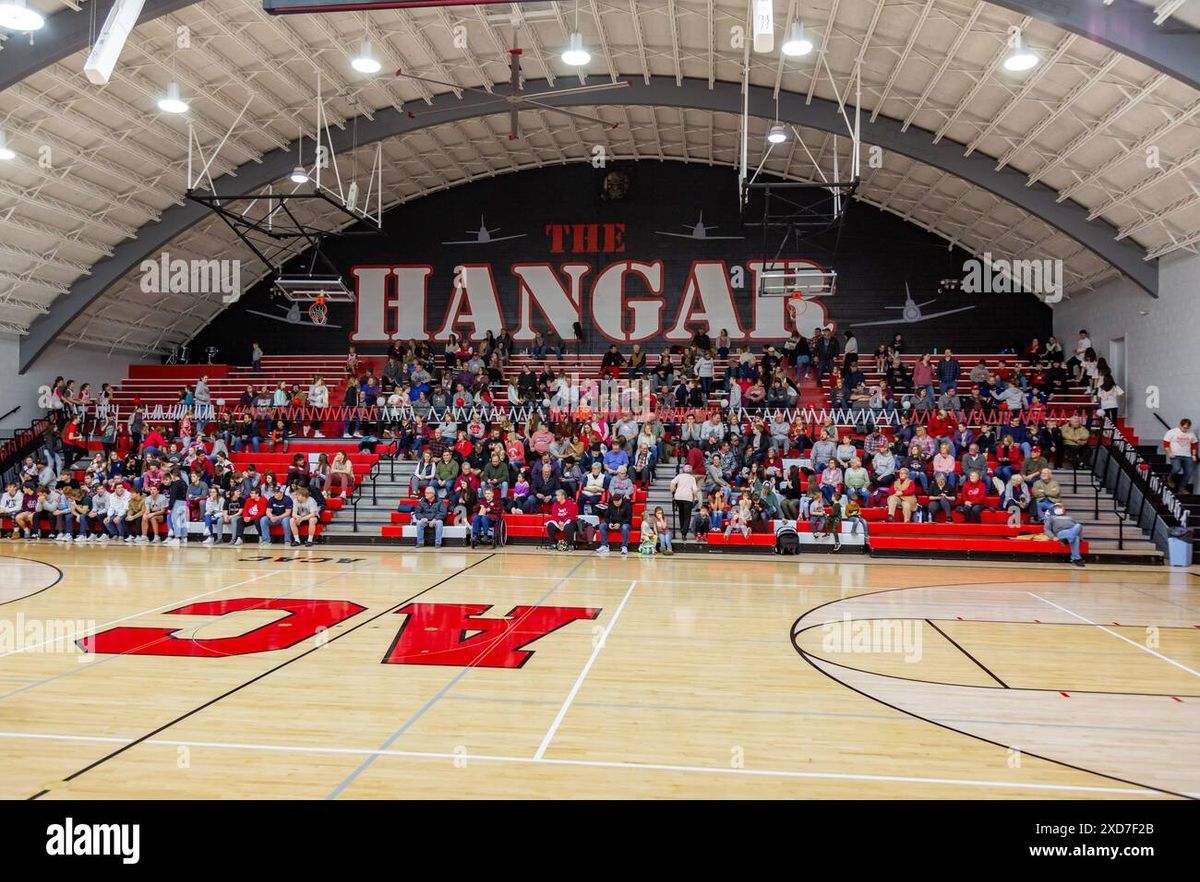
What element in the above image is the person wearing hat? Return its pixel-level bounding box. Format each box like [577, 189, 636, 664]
[1043, 502, 1085, 567]
[1021, 445, 1051, 481]
[596, 489, 632, 555]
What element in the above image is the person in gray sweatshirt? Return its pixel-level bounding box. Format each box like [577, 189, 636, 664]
[1043, 503, 1085, 566]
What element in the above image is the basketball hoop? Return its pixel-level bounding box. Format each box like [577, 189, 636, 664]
[308, 297, 328, 325]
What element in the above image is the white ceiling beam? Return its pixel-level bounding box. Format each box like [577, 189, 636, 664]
[993, 54, 1121, 172]
[1025, 72, 1165, 187]
[932, 15, 1032, 143]
[901, 1, 986, 132]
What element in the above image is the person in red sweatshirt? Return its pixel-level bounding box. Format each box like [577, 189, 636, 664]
[545, 488, 580, 551]
[470, 486, 505, 547]
[62, 416, 88, 465]
[957, 470, 990, 523]
[232, 487, 268, 545]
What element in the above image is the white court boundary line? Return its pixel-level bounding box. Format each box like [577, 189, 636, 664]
[0, 730, 1157, 796]
[535, 579, 637, 760]
[0, 570, 279, 659]
[1027, 592, 1200, 679]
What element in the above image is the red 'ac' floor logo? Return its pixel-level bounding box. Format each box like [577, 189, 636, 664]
[78, 599, 601, 669]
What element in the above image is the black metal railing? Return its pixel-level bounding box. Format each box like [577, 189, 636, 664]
[0, 416, 50, 487]
[1092, 417, 1182, 553]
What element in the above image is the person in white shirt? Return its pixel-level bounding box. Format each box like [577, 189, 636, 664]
[1164, 418, 1198, 494]
[104, 485, 130, 540]
[1, 483, 22, 537]
[308, 377, 329, 438]
[1067, 329, 1092, 377]
[289, 487, 322, 547]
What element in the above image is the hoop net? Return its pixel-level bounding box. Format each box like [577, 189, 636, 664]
[308, 302, 329, 325]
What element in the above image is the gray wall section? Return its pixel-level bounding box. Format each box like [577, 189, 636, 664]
[1053, 249, 1200, 445]
[0, 334, 154, 433]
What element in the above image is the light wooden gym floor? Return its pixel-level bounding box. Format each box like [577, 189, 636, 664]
[1, 544, 1197, 799]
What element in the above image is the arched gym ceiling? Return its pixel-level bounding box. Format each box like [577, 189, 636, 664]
[1, 0, 1198, 369]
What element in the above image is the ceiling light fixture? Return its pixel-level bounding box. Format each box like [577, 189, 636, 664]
[781, 21, 813, 57]
[157, 81, 189, 114]
[1003, 31, 1040, 72]
[0, 131, 15, 161]
[767, 123, 787, 144]
[351, 40, 381, 74]
[289, 165, 309, 184]
[0, 0, 45, 32]
[562, 31, 590, 66]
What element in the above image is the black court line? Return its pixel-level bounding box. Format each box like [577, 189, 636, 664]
[26, 552, 496, 800]
[0, 556, 63, 606]
[789, 584, 1193, 800]
[924, 618, 1009, 688]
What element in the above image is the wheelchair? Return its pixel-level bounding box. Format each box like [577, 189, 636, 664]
[469, 516, 507, 549]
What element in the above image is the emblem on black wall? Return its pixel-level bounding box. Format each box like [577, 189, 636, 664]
[441, 214, 526, 246]
[656, 211, 743, 241]
[851, 283, 975, 327]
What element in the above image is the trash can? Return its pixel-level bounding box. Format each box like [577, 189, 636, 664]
[1167, 527, 1193, 567]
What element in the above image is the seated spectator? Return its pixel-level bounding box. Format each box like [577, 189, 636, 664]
[653, 506, 674, 555]
[958, 470, 990, 523]
[724, 492, 754, 540]
[818, 459, 843, 503]
[1002, 474, 1031, 526]
[596, 490, 633, 555]
[926, 474, 955, 522]
[1031, 467, 1062, 521]
[289, 487, 321, 547]
[262, 486, 294, 545]
[469, 487, 505, 547]
[887, 468, 918, 523]
[931, 443, 957, 490]
[413, 486, 448, 548]
[1060, 415, 1091, 467]
[579, 462, 606, 514]
[329, 451, 355, 497]
[608, 465, 634, 499]
[544, 489, 580, 551]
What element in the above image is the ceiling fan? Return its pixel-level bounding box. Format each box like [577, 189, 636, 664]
[395, 24, 628, 140]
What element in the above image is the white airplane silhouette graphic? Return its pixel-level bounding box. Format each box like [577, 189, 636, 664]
[245, 302, 342, 329]
[441, 214, 526, 245]
[656, 211, 744, 240]
[851, 283, 975, 327]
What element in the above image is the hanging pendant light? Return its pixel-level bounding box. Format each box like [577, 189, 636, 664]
[157, 81, 189, 114]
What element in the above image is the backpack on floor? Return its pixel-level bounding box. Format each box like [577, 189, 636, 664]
[774, 522, 801, 555]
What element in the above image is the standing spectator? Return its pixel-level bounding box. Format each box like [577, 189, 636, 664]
[670, 465, 700, 538]
[164, 467, 190, 546]
[1164, 417, 1198, 493]
[936, 350, 961, 396]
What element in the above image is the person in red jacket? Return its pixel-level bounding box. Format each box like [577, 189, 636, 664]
[470, 487, 505, 547]
[62, 416, 88, 465]
[957, 470, 990, 523]
[545, 488, 580, 550]
[927, 409, 957, 453]
[232, 487, 268, 545]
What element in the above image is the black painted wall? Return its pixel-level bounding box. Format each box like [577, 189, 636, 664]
[190, 162, 1050, 360]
